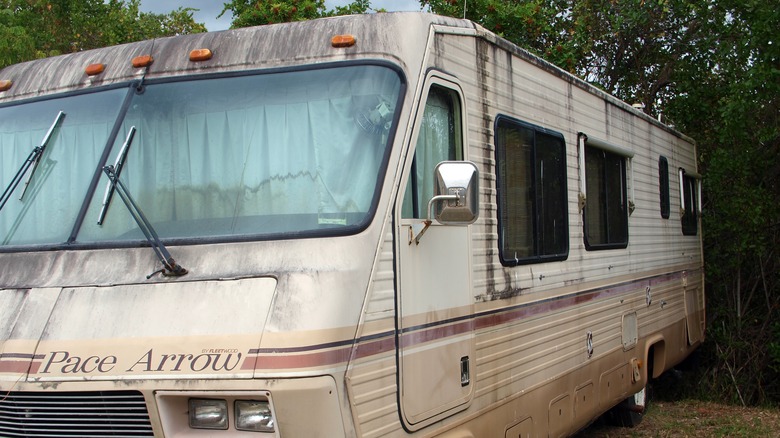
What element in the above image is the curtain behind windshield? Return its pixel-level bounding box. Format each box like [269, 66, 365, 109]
[79, 66, 400, 241]
[0, 89, 127, 246]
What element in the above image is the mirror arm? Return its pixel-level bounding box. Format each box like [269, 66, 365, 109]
[409, 194, 460, 245]
[427, 193, 461, 222]
[409, 220, 432, 245]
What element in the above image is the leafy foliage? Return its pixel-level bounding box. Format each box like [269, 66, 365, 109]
[221, 0, 328, 27]
[423, 1, 581, 71]
[220, 0, 380, 27]
[0, 0, 206, 68]
[666, 0, 780, 405]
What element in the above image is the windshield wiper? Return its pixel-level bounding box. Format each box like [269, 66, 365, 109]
[0, 111, 65, 212]
[97, 126, 136, 225]
[101, 164, 188, 279]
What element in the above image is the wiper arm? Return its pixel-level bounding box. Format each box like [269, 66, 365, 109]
[101, 164, 188, 279]
[0, 111, 65, 212]
[97, 126, 136, 225]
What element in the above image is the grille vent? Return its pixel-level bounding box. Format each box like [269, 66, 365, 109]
[0, 390, 153, 437]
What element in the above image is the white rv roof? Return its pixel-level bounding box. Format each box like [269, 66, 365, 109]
[0, 12, 688, 140]
[0, 13, 472, 101]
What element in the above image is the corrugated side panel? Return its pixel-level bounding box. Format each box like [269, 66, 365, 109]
[348, 227, 401, 438]
[431, 28, 701, 427]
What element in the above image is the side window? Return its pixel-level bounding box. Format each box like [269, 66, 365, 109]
[495, 117, 568, 265]
[659, 156, 670, 219]
[402, 85, 462, 219]
[680, 170, 699, 235]
[584, 145, 628, 249]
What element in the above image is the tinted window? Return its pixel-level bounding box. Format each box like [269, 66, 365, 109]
[495, 117, 568, 264]
[659, 156, 670, 219]
[584, 146, 628, 249]
[681, 172, 698, 235]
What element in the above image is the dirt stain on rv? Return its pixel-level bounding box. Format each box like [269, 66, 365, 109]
[475, 37, 504, 301]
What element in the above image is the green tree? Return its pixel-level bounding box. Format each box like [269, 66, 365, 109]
[665, 0, 780, 404]
[0, 0, 206, 68]
[221, 0, 380, 28]
[567, 0, 710, 115]
[423, 0, 581, 71]
[0, 9, 36, 67]
[423, 0, 710, 116]
[222, 0, 328, 27]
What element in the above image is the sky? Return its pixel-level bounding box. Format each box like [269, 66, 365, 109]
[139, 1, 424, 32]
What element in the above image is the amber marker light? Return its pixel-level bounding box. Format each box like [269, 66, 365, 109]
[0, 80, 12, 92]
[85, 63, 105, 76]
[132, 55, 154, 68]
[331, 34, 356, 48]
[189, 48, 213, 62]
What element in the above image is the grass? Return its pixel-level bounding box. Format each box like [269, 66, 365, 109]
[580, 399, 780, 437]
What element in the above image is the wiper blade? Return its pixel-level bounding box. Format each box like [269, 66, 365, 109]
[101, 164, 188, 279]
[97, 126, 136, 225]
[0, 111, 65, 212]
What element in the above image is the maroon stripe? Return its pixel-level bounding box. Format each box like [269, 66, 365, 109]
[0, 360, 35, 374]
[354, 336, 396, 360]
[242, 271, 688, 370]
[256, 347, 353, 369]
[400, 320, 474, 348]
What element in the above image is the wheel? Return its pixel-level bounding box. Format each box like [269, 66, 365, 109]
[609, 385, 649, 427]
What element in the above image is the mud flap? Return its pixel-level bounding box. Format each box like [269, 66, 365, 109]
[684, 287, 704, 345]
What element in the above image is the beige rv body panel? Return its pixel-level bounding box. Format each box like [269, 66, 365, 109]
[0, 13, 702, 437]
[347, 18, 703, 438]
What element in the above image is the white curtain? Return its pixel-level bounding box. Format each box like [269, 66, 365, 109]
[402, 86, 459, 219]
[1, 66, 400, 245]
[0, 89, 125, 245]
[79, 65, 400, 241]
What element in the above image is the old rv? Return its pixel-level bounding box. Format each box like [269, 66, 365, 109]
[0, 12, 703, 437]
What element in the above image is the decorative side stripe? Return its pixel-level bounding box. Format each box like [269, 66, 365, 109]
[0, 353, 44, 360]
[4, 271, 692, 374]
[0, 360, 41, 374]
[240, 271, 688, 371]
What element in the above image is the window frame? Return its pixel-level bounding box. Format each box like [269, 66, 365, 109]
[578, 134, 633, 251]
[0, 61, 407, 253]
[401, 76, 465, 221]
[494, 115, 569, 266]
[679, 167, 701, 236]
[659, 156, 671, 219]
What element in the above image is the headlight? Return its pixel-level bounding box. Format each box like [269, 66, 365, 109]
[188, 399, 228, 430]
[235, 400, 275, 432]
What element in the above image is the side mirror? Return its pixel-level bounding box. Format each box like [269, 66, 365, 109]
[429, 161, 480, 224]
[410, 161, 480, 245]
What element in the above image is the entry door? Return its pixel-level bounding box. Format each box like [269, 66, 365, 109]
[397, 80, 474, 428]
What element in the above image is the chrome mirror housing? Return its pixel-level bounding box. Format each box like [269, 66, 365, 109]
[429, 161, 479, 224]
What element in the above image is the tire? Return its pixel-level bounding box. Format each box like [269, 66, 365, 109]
[609, 385, 650, 427]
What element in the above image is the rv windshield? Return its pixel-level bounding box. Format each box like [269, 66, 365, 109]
[0, 64, 402, 247]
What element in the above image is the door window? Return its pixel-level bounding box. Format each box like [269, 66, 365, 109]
[401, 85, 462, 219]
